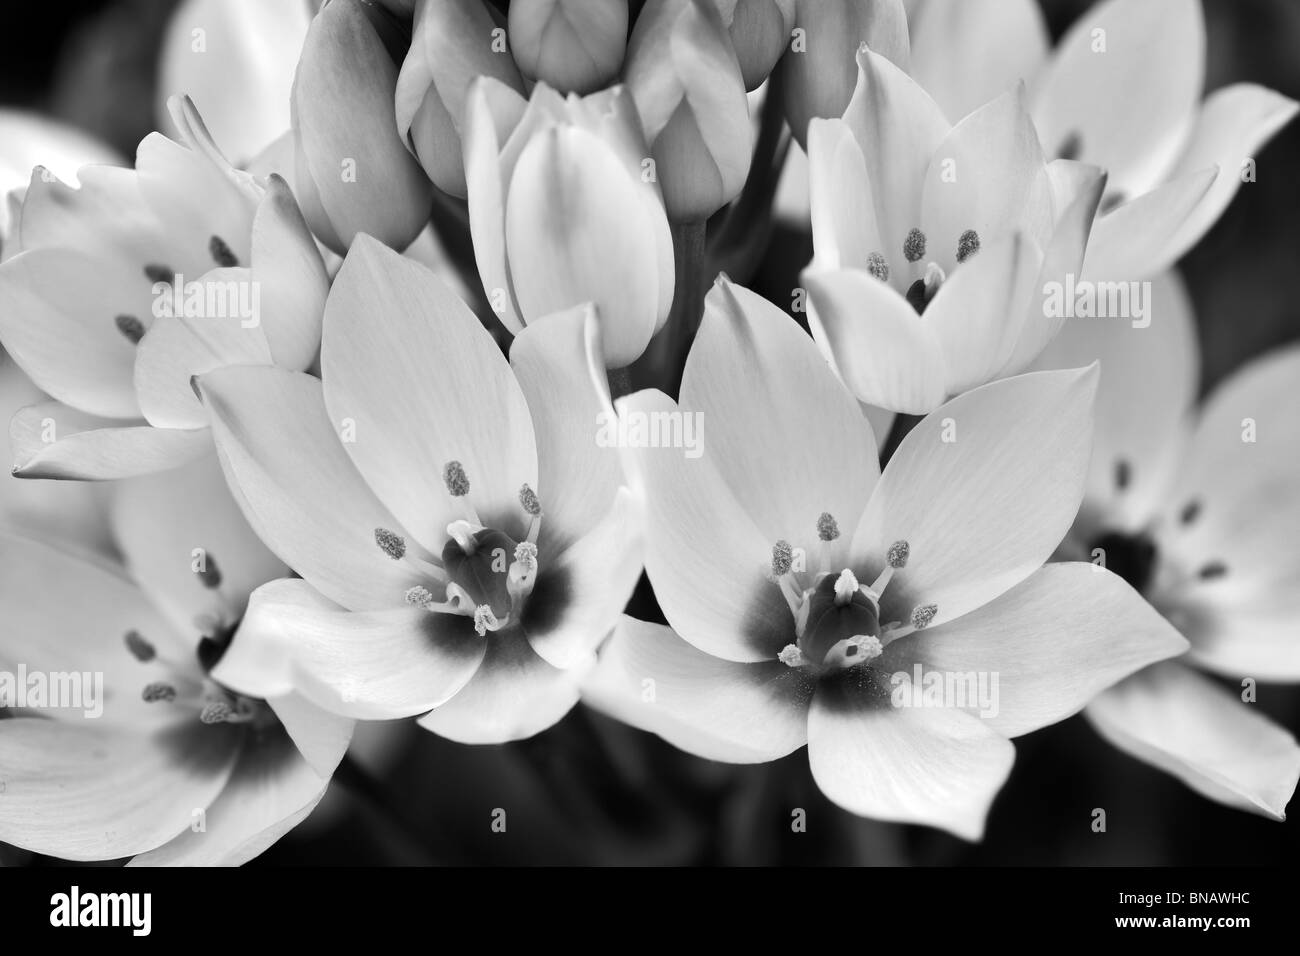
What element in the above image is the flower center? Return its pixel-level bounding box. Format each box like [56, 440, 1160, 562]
[861, 226, 981, 315]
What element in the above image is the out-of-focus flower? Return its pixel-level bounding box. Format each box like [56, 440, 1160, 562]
[908, 0, 1298, 279]
[158, 0, 314, 164]
[583, 277, 1185, 838]
[779, 0, 908, 147]
[292, 0, 433, 252]
[1034, 272, 1300, 819]
[713, 0, 795, 91]
[625, 0, 752, 221]
[508, 0, 627, 94]
[0, 112, 121, 246]
[195, 237, 642, 744]
[803, 47, 1105, 413]
[0, 455, 353, 865]
[463, 79, 674, 367]
[397, 0, 524, 199]
[0, 99, 329, 481]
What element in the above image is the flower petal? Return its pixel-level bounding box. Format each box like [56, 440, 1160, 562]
[851, 366, 1099, 629]
[213, 578, 486, 720]
[882, 563, 1188, 738]
[416, 631, 581, 744]
[320, 235, 538, 548]
[1030, 0, 1205, 197]
[1086, 661, 1300, 820]
[807, 673, 1015, 839]
[907, 0, 1049, 123]
[10, 400, 210, 480]
[617, 387, 792, 663]
[197, 364, 425, 611]
[804, 268, 948, 414]
[807, 117, 882, 274]
[1081, 166, 1216, 278]
[582, 615, 812, 763]
[250, 173, 328, 371]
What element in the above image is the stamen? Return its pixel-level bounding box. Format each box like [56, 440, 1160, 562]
[209, 235, 238, 267]
[851, 634, 883, 661]
[404, 585, 434, 607]
[1179, 500, 1201, 525]
[910, 604, 938, 630]
[143, 264, 174, 285]
[196, 554, 222, 590]
[886, 540, 909, 569]
[833, 569, 859, 606]
[1197, 562, 1228, 580]
[956, 230, 980, 263]
[473, 604, 503, 637]
[817, 513, 840, 542]
[904, 228, 926, 263]
[514, 541, 538, 572]
[115, 314, 145, 344]
[508, 542, 539, 601]
[124, 629, 156, 662]
[374, 527, 407, 560]
[199, 700, 232, 724]
[518, 484, 541, 516]
[771, 539, 794, 577]
[866, 252, 889, 282]
[778, 644, 806, 668]
[142, 682, 177, 703]
[443, 460, 470, 497]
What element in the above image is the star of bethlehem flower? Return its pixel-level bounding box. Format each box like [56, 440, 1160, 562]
[582, 275, 1188, 839]
[463, 78, 675, 367]
[803, 44, 1106, 415]
[1033, 271, 1300, 820]
[907, 0, 1299, 279]
[0, 97, 329, 481]
[195, 236, 642, 745]
[0, 454, 352, 865]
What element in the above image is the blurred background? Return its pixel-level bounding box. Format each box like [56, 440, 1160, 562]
[1, 0, 1297, 865]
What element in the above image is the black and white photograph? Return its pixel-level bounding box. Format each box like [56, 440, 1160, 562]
[0, 0, 1296, 928]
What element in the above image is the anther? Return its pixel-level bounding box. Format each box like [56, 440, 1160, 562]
[518, 484, 541, 516]
[886, 540, 910, 569]
[199, 700, 232, 724]
[866, 252, 889, 282]
[404, 585, 434, 607]
[209, 235, 238, 267]
[196, 555, 222, 589]
[473, 604, 501, 637]
[904, 228, 926, 263]
[443, 460, 470, 497]
[778, 644, 806, 668]
[1179, 500, 1201, 525]
[115, 314, 145, 344]
[1056, 131, 1082, 161]
[817, 513, 840, 542]
[124, 629, 156, 663]
[143, 264, 174, 285]
[956, 230, 980, 264]
[142, 682, 177, 703]
[514, 541, 538, 572]
[910, 604, 938, 630]
[374, 527, 407, 560]
[1115, 459, 1132, 491]
[1197, 562, 1228, 580]
[771, 539, 794, 577]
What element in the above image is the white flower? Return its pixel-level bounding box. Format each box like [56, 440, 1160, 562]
[583, 275, 1186, 839]
[1034, 270, 1300, 819]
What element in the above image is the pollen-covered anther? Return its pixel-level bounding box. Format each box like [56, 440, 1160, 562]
[514, 541, 538, 572]
[141, 682, 176, 703]
[374, 527, 407, 560]
[778, 644, 806, 668]
[956, 229, 980, 263]
[904, 228, 926, 263]
[910, 603, 938, 630]
[443, 460, 470, 497]
[124, 629, 156, 662]
[886, 540, 910, 569]
[817, 512, 840, 542]
[866, 252, 889, 282]
[771, 539, 794, 577]
[115, 314, 145, 344]
[404, 585, 434, 607]
[199, 700, 232, 724]
[209, 234, 238, 268]
[845, 633, 883, 663]
[473, 604, 503, 637]
[518, 484, 541, 516]
[833, 569, 859, 606]
[196, 555, 222, 590]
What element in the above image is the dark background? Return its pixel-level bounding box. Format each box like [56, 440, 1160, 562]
[2, 0, 1297, 865]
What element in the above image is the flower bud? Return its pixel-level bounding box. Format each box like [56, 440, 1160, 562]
[463, 80, 674, 366]
[291, 0, 433, 253]
[781, 0, 909, 148]
[626, 0, 753, 221]
[714, 0, 796, 90]
[396, 0, 524, 198]
[508, 0, 628, 94]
